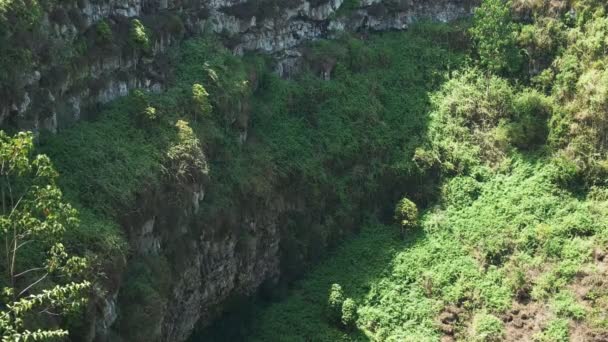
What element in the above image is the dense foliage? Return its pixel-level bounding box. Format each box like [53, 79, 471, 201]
[4, 0, 608, 340]
[202, 0, 608, 341]
[0, 132, 90, 340]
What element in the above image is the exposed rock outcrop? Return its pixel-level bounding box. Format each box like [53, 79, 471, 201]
[0, 0, 475, 132]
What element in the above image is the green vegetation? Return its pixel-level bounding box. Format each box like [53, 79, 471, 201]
[341, 298, 358, 328]
[470, 0, 521, 74]
[95, 20, 113, 47]
[327, 283, 345, 323]
[25, 23, 461, 339]
[220, 156, 607, 341]
[3, 0, 608, 340]
[130, 19, 150, 51]
[0, 131, 90, 340]
[191, 83, 212, 121]
[201, 1, 608, 340]
[471, 312, 505, 342]
[394, 197, 419, 234]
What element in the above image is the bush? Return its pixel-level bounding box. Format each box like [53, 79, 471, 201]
[130, 19, 150, 51]
[551, 291, 586, 320]
[165, 120, 208, 184]
[341, 298, 357, 328]
[327, 283, 345, 322]
[142, 106, 158, 121]
[471, 312, 505, 342]
[192, 83, 212, 121]
[470, 0, 521, 74]
[425, 68, 517, 172]
[442, 176, 481, 207]
[534, 318, 570, 342]
[547, 154, 579, 187]
[508, 90, 552, 149]
[130, 90, 160, 123]
[96, 20, 113, 46]
[394, 197, 419, 231]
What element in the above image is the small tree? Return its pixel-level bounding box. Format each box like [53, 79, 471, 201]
[470, 0, 521, 74]
[191, 83, 212, 122]
[327, 283, 344, 323]
[130, 19, 149, 51]
[341, 298, 357, 328]
[394, 197, 419, 236]
[0, 131, 90, 340]
[131, 90, 160, 124]
[141, 106, 158, 121]
[165, 120, 208, 184]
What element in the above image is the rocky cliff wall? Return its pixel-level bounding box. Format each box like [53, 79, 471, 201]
[0, 0, 475, 132]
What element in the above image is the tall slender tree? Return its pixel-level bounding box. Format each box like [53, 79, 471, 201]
[0, 131, 89, 340]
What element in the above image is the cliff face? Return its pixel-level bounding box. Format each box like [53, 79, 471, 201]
[111, 179, 286, 341]
[1, 0, 476, 341]
[0, 0, 474, 132]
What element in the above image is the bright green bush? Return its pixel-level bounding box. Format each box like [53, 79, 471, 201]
[340, 298, 357, 328]
[551, 291, 587, 320]
[130, 19, 150, 50]
[142, 106, 158, 121]
[508, 89, 552, 149]
[327, 283, 345, 323]
[470, 312, 505, 342]
[534, 318, 570, 342]
[394, 197, 419, 231]
[165, 120, 208, 184]
[425, 68, 516, 171]
[442, 175, 481, 207]
[470, 0, 521, 74]
[191, 83, 212, 120]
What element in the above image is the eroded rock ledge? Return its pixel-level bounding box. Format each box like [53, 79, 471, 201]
[0, 0, 474, 132]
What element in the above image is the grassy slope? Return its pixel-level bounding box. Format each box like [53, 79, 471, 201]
[241, 157, 608, 341]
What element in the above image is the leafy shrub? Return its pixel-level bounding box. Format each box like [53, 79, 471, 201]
[394, 197, 419, 231]
[96, 20, 113, 46]
[507, 90, 552, 149]
[551, 291, 586, 320]
[470, 0, 521, 74]
[130, 19, 150, 51]
[532, 261, 580, 300]
[165, 120, 208, 184]
[534, 318, 570, 342]
[191, 83, 212, 121]
[547, 154, 579, 187]
[470, 312, 505, 342]
[130, 90, 160, 124]
[442, 176, 481, 207]
[341, 298, 357, 328]
[517, 17, 565, 76]
[327, 283, 345, 323]
[142, 106, 158, 121]
[425, 68, 516, 171]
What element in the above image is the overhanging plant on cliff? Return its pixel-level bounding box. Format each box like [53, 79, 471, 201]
[0, 131, 90, 340]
